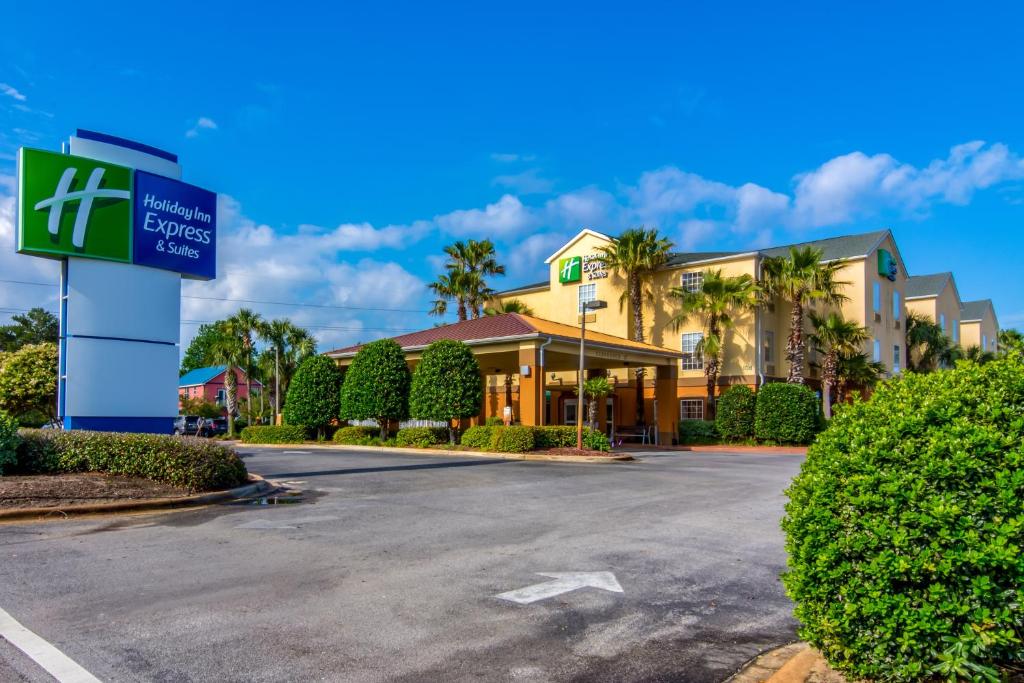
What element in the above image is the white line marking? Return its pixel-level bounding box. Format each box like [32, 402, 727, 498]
[282, 451, 310, 454]
[235, 515, 338, 529]
[496, 572, 624, 604]
[0, 606, 101, 682]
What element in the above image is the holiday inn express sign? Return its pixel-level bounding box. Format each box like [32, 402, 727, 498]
[17, 147, 217, 280]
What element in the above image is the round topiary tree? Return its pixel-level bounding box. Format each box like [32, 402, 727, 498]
[339, 339, 411, 439]
[782, 357, 1024, 681]
[715, 385, 756, 441]
[282, 355, 342, 439]
[409, 340, 482, 444]
[753, 382, 819, 444]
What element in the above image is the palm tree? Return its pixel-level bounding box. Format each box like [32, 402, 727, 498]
[445, 239, 506, 318]
[998, 329, 1023, 359]
[905, 313, 958, 372]
[962, 345, 996, 365]
[836, 351, 885, 404]
[761, 247, 849, 384]
[809, 312, 870, 419]
[226, 308, 263, 425]
[596, 227, 673, 424]
[575, 376, 613, 432]
[669, 269, 759, 419]
[484, 299, 535, 316]
[207, 328, 245, 437]
[258, 318, 291, 420]
[428, 269, 471, 322]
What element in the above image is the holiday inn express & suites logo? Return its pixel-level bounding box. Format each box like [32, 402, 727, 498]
[559, 256, 582, 284]
[18, 148, 133, 262]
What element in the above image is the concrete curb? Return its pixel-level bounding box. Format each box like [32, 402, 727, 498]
[230, 441, 634, 463]
[0, 473, 273, 522]
[728, 642, 843, 683]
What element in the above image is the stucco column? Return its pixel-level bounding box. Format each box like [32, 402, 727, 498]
[517, 345, 542, 426]
[655, 363, 678, 446]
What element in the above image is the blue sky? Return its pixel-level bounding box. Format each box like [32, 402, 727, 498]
[2, 1, 1023, 351]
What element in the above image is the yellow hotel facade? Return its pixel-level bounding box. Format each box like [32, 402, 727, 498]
[488, 227, 999, 435]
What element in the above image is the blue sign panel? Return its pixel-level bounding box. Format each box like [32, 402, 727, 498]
[132, 170, 217, 280]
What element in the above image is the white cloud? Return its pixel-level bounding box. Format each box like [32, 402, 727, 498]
[544, 187, 620, 230]
[436, 194, 538, 237]
[0, 175, 61, 323]
[492, 168, 554, 195]
[185, 117, 218, 139]
[0, 83, 26, 102]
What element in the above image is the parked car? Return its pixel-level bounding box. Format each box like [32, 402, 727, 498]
[174, 415, 203, 436]
[205, 417, 229, 437]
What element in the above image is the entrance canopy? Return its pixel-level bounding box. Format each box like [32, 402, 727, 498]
[325, 313, 683, 373]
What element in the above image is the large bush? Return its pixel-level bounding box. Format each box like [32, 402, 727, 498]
[754, 382, 819, 444]
[13, 430, 247, 491]
[678, 419, 719, 444]
[715, 385, 756, 441]
[489, 425, 536, 453]
[782, 358, 1024, 681]
[533, 425, 578, 449]
[332, 425, 381, 445]
[0, 343, 58, 422]
[409, 340, 482, 443]
[283, 355, 342, 438]
[339, 340, 411, 438]
[394, 427, 448, 448]
[0, 410, 19, 475]
[459, 425, 492, 449]
[240, 425, 307, 444]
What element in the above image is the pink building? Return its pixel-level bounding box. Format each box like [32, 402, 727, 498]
[178, 365, 262, 412]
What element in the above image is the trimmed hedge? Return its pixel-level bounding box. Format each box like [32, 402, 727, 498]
[239, 425, 308, 444]
[13, 429, 247, 491]
[0, 410, 18, 475]
[678, 419, 719, 444]
[715, 385, 756, 441]
[489, 425, 536, 453]
[783, 357, 1024, 681]
[754, 382, 819, 444]
[394, 427, 448, 448]
[459, 425, 492, 449]
[532, 425, 578, 449]
[332, 426, 381, 445]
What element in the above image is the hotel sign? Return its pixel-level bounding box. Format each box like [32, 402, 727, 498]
[17, 147, 217, 280]
[559, 254, 608, 284]
[877, 248, 897, 282]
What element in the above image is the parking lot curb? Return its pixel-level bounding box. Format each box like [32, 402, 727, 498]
[232, 441, 634, 463]
[727, 642, 843, 683]
[0, 474, 273, 522]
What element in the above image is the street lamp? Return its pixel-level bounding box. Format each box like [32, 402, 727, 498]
[577, 299, 608, 450]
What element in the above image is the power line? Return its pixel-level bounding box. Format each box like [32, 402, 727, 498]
[0, 278, 433, 314]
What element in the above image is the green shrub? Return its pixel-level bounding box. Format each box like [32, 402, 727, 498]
[459, 425, 492, 449]
[484, 416, 503, 427]
[532, 425, 577, 449]
[283, 355, 342, 438]
[408, 340, 482, 443]
[12, 430, 246, 491]
[394, 427, 448, 448]
[715, 385, 756, 441]
[239, 425, 308, 444]
[0, 410, 19, 474]
[332, 426, 381, 445]
[490, 425, 536, 453]
[754, 382, 819, 444]
[339, 339, 411, 438]
[782, 358, 1024, 681]
[678, 419, 719, 444]
[581, 429, 611, 452]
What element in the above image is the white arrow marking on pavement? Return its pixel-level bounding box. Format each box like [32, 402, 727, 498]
[496, 572, 623, 604]
[0, 606, 101, 682]
[235, 515, 338, 529]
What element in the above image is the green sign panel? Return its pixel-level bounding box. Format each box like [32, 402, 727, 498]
[558, 256, 582, 284]
[877, 248, 897, 282]
[17, 148, 133, 263]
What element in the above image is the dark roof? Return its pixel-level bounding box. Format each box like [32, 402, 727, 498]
[756, 230, 890, 262]
[495, 279, 550, 296]
[905, 272, 952, 299]
[961, 299, 993, 322]
[665, 251, 739, 267]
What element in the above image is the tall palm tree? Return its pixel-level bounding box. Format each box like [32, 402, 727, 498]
[227, 308, 264, 425]
[207, 328, 245, 437]
[428, 269, 471, 322]
[575, 376, 613, 432]
[809, 312, 870, 419]
[596, 227, 673, 424]
[484, 299, 535, 316]
[905, 313, 958, 372]
[836, 351, 885, 404]
[761, 246, 849, 384]
[446, 239, 506, 318]
[669, 269, 759, 419]
[258, 318, 291, 420]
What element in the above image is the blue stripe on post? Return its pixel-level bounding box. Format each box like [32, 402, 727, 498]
[75, 129, 179, 163]
[63, 416, 175, 434]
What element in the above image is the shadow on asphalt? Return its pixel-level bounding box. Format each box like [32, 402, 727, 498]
[269, 459, 512, 479]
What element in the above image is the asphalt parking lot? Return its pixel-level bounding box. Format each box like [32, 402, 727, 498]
[0, 446, 803, 682]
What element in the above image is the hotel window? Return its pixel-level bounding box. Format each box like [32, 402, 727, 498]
[893, 345, 901, 373]
[983, 334, 988, 350]
[680, 271, 704, 293]
[873, 282, 881, 313]
[577, 283, 597, 313]
[873, 339, 881, 363]
[893, 291, 901, 321]
[953, 320, 959, 343]
[763, 330, 774, 364]
[216, 389, 226, 406]
[680, 399, 704, 420]
[939, 313, 946, 333]
[681, 332, 703, 370]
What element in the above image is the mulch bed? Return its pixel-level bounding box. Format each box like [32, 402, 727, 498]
[0, 473, 191, 509]
[543, 447, 621, 457]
